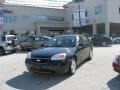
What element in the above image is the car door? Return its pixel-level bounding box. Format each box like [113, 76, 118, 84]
[31, 36, 41, 49]
[76, 36, 86, 64]
[82, 36, 91, 60]
[94, 35, 104, 45]
[40, 36, 50, 45]
[22, 37, 34, 48]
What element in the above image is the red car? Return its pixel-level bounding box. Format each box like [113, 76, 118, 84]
[113, 55, 120, 73]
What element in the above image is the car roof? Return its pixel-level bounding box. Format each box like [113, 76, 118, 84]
[55, 34, 83, 37]
[2, 35, 15, 37]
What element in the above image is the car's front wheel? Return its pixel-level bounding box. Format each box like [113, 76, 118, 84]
[88, 49, 93, 60]
[0, 48, 5, 55]
[68, 57, 77, 75]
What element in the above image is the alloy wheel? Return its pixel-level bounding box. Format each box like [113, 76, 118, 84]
[88, 50, 93, 60]
[69, 58, 76, 75]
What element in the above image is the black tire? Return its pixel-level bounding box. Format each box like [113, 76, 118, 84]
[88, 49, 93, 60]
[0, 48, 5, 55]
[116, 39, 120, 44]
[68, 57, 77, 75]
[11, 49, 17, 53]
[20, 45, 25, 51]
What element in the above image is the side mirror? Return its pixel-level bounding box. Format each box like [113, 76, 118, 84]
[78, 43, 84, 49]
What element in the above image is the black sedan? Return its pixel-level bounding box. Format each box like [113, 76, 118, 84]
[25, 34, 93, 75]
[91, 34, 112, 46]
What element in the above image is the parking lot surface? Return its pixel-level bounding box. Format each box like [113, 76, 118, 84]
[0, 45, 120, 90]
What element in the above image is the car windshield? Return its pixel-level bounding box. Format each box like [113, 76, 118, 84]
[45, 36, 77, 47]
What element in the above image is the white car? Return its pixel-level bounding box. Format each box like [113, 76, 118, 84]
[112, 37, 120, 43]
[0, 35, 19, 55]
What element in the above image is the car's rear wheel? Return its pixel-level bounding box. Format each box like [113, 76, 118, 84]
[0, 48, 5, 55]
[20, 45, 25, 51]
[68, 57, 77, 75]
[11, 49, 16, 53]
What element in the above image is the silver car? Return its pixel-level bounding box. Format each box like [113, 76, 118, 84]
[0, 35, 19, 55]
[20, 35, 51, 51]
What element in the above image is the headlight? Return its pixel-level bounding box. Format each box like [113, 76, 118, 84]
[26, 52, 31, 59]
[51, 53, 66, 60]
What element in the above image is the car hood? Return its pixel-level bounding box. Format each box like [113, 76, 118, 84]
[31, 47, 76, 58]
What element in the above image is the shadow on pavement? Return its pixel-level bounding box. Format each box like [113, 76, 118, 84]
[6, 59, 89, 90]
[16, 51, 29, 54]
[0, 53, 15, 57]
[94, 45, 112, 48]
[107, 74, 120, 90]
[0, 50, 29, 57]
[6, 71, 71, 90]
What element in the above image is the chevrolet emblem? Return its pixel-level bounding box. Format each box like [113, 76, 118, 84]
[36, 59, 41, 62]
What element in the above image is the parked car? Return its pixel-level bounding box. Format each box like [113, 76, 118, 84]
[20, 35, 51, 50]
[25, 34, 93, 75]
[91, 34, 112, 46]
[113, 54, 120, 73]
[112, 37, 120, 44]
[81, 33, 92, 40]
[0, 35, 19, 55]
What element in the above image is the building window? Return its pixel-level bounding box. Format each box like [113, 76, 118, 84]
[22, 15, 29, 20]
[32, 15, 64, 22]
[73, 0, 84, 2]
[47, 16, 64, 21]
[72, 14, 74, 20]
[119, 8, 120, 13]
[95, 5, 103, 14]
[85, 10, 88, 17]
[4, 15, 17, 23]
[4, 10, 13, 14]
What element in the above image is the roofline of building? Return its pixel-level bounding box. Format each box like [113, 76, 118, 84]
[3, 2, 66, 10]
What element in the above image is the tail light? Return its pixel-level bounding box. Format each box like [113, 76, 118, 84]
[115, 55, 120, 64]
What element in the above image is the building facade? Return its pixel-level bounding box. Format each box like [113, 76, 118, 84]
[3, 3, 69, 36]
[2, 0, 120, 36]
[65, 0, 120, 36]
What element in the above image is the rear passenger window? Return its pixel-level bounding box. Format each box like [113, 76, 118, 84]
[41, 37, 49, 41]
[35, 37, 40, 41]
[26, 37, 34, 42]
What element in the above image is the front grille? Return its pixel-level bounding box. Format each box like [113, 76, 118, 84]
[31, 58, 50, 63]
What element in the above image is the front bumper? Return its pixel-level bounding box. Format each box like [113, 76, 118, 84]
[113, 62, 120, 73]
[4, 46, 20, 51]
[25, 59, 71, 73]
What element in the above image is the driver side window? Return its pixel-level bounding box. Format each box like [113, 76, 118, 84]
[25, 37, 34, 42]
[79, 36, 84, 43]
